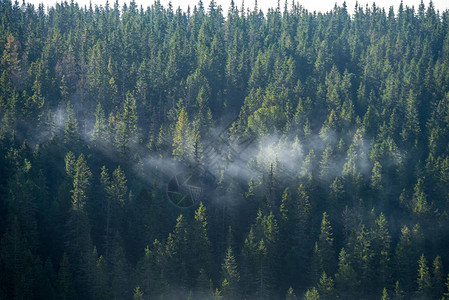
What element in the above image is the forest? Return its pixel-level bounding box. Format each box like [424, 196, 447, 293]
[1, 0, 449, 299]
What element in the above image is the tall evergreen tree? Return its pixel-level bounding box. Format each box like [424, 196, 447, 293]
[416, 254, 432, 299]
[64, 101, 81, 152]
[172, 107, 193, 160]
[318, 212, 335, 275]
[221, 246, 240, 299]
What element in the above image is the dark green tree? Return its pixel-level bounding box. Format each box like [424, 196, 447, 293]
[64, 101, 81, 152]
[221, 246, 240, 299]
[416, 254, 432, 298]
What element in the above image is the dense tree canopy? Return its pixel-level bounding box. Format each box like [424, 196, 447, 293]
[1, 0, 449, 299]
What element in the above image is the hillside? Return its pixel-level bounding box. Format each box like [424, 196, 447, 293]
[1, 1, 449, 299]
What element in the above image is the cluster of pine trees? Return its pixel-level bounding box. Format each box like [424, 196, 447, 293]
[1, 0, 449, 299]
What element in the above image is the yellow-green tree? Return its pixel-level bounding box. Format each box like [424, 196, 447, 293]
[172, 107, 193, 160]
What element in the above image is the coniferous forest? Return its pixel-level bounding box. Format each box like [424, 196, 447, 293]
[2, 0, 449, 298]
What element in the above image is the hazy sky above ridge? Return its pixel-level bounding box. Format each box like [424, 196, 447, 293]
[24, 0, 449, 14]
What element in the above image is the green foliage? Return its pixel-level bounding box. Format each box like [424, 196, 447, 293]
[412, 179, 431, 216]
[172, 107, 193, 160]
[317, 272, 335, 300]
[416, 254, 432, 298]
[432, 256, 444, 299]
[443, 274, 449, 300]
[117, 91, 138, 154]
[133, 286, 144, 300]
[91, 252, 109, 300]
[91, 102, 108, 147]
[0, 1, 449, 299]
[372, 212, 391, 290]
[393, 281, 404, 300]
[318, 212, 335, 275]
[335, 248, 359, 298]
[381, 287, 390, 300]
[285, 286, 297, 300]
[64, 101, 81, 152]
[304, 287, 320, 300]
[100, 165, 128, 258]
[221, 247, 240, 299]
[248, 106, 287, 136]
[70, 154, 92, 210]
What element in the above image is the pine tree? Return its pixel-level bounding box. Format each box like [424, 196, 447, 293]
[65, 154, 93, 297]
[317, 272, 335, 300]
[241, 227, 258, 297]
[109, 236, 129, 299]
[432, 256, 444, 299]
[310, 242, 323, 286]
[64, 101, 81, 152]
[65, 151, 76, 179]
[192, 131, 203, 164]
[319, 144, 335, 181]
[256, 239, 270, 299]
[393, 281, 404, 300]
[165, 214, 189, 289]
[91, 102, 108, 147]
[285, 287, 297, 300]
[442, 274, 449, 300]
[136, 242, 168, 298]
[100, 166, 112, 256]
[71, 154, 92, 210]
[249, 208, 279, 297]
[372, 212, 391, 291]
[221, 247, 240, 299]
[133, 286, 144, 300]
[318, 212, 335, 275]
[402, 89, 420, 147]
[335, 248, 358, 299]
[280, 187, 295, 245]
[117, 91, 138, 155]
[172, 107, 193, 160]
[111, 166, 128, 206]
[416, 254, 432, 298]
[279, 186, 302, 287]
[195, 86, 213, 135]
[297, 184, 312, 241]
[381, 287, 390, 300]
[91, 252, 109, 300]
[412, 179, 430, 217]
[100, 165, 127, 258]
[370, 161, 383, 192]
[1, 34, 24, 87]
[319, 109, 338, 142]
[190, 202, 212, 284]
[351, 224, 373, 294]
[329, 177, 345, 220]
[300, 149, 316, 180]
[280, 187, 293, 225]
[304, 287, 319, 300]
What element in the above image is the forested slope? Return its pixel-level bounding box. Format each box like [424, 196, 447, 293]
[1, 0, 449, 299]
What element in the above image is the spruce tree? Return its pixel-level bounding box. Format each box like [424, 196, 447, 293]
[172, 107, 193, 160]
[221, 247, 240, 299]
[432, 256, 444, 299]
[416, 254, 432, 298]
[318, 212, 335, 275]
[64, 101, 81, 152]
